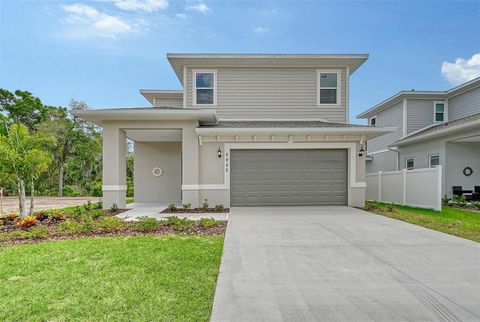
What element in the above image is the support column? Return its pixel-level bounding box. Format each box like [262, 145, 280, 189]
[181, 123, 200, 207]
[102, 125, 126, 209]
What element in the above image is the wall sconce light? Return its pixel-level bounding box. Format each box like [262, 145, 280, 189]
[358, 145, 365, 157]
[218, 146, 222, 158]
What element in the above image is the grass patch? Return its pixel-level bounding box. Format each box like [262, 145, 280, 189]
[365, 202, 480, 242]
[0, 235, 223, 321]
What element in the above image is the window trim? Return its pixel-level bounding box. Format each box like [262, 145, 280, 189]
[433, 101, 447, 123]
[405, 157, 414, 170]
[192, 69, 217, 107]
[369, 115, 377, 127]
[428, 154, 440, 168]
[317, 69, 341, 106]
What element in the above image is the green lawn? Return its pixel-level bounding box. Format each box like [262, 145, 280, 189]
[368, 203, 480, 242]
[0, 235, 224, 321]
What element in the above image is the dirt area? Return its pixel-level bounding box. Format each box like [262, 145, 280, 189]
[1, 197, 101, 213]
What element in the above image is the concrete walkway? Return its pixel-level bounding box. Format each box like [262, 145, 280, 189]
[211, 206, 480, 321]
[117, 202, 228, 221]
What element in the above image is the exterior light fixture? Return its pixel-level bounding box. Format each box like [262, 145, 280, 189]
[358, 145, 365, 157]
[218, 146, 222, 158]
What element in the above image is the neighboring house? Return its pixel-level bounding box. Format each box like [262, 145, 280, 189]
[74, 53, 393, 209]
[357, 77, 480, 197]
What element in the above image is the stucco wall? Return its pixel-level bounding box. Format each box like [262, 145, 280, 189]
[134, 142, 182, 203]
[445, 142, 480, 195]
[366, 150, 398, 174]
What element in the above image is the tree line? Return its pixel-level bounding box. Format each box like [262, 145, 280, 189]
[0, 89, 134, 217]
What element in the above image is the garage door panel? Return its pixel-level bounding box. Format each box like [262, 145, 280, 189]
[231, 149, 347, 206]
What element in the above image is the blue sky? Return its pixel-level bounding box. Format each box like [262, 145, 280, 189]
[1, 0, 479, 124]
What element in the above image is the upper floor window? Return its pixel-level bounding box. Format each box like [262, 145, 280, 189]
[434, 101, 446, 122]
[193, 70, 216, 105]
[405, 158, 414, 170]
[317, 70, 341, 105]
[429, 154, 440, 167]
[369, 116, 377, 127]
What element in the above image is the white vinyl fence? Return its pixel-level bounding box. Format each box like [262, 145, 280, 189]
[366, 166, 442, 211]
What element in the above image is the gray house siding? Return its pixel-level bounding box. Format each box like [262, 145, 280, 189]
[367, 101, 403, 153]
[406, 99, 438, 134]
[154, 97, 183, 108]
[448, 86, 480, 121]
[366, 151, 398, 174]
[186, 67, 347, 123]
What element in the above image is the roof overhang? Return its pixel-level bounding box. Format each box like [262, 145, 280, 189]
[196, 126, 395, 139]
[395, 119, 480, 146]
[139, 90, 183, 105]
[72, 108, 217, 126]
[167, 53, 369, 85]
[357, 77, 480, 119]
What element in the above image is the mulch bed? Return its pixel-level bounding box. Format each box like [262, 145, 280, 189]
[161, 208, 230, 214]
[0, 221, 227, 246]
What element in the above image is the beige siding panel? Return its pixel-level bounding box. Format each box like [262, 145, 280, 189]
[186, 67, 347, 123]
[367, 101, 403, 153]
[448, 86, 480, 121]
[154, 97, 183, 108]
[407, 99, 435, 134]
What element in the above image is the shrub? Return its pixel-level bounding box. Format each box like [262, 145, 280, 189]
[91, 182, 103, 197]
[83, 201, 93, 211]
[95, 217, 124, 231]
[167, 203, 177, 211]
[17, 216, 38, 229]
[199, 217, 218, 228]
[472, 201, 480, 210]
[442, 194, 452, 206]
[182, 203, 191, 211]
[33, 211, 49, 221]
[49, 211, 67, 222]
[2, 213, 19, 223]
[453, 195, 467, 207]
[386, 203, 396, 212]
[214, 204, 225, 213]
[364, 200, 379, 211]
[29, 226, 49, 239]
[93, 201, 103, 210]
[201, 199, 209, 211]
[110, 203, 119, 213]
[63, 185, 80, 197]
[57, 220, 94, 234]
[167, 216, 193, 232]
[135, 217, 161, 232]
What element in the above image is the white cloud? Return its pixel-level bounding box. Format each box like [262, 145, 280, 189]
[186, 2, 210, 14]
[253, 27, 269, 33]
[62, 3, 133, 38]
[115, 0, 168, 12]
[175, 13, 188, 20]
[442, 53, 480, 85]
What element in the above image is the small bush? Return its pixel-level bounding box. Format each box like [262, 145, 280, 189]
[91, 182, 103, 197]
[199, 217, 218, 228]
[63, 185, 80, 197]
[93, 201, 103, 210]
[386, 203, 396, 212]
[201, 199, 209, 211]
[453, 195, 467, 207]
[50, 211, 67, 222]
[167, 216, 193, 232]
[214, 204, 225, 213]
[95, 216, 124, 231]
[17, 216, 38, 229]
[110, 203, 119, 213]
[442, 194, 452, 206]
[28, 226, 49, 239]
[135, 217, 161, 232]
[57, 220, 94, 234]
[1, 213, 19, 223]
[182, 203, 191, 211]
[83, 201, 93, 211]
[167, 203, 177, 211]
[33, 211, 49, 221]
[472, 201, 480, 210]
[364, 200, 379, 211]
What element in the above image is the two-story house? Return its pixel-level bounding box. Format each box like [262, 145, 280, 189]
[74, 53, 393, 209]
[357, 77, 480, 197]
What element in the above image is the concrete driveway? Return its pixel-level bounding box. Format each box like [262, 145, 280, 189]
[211, 206, 480, 322]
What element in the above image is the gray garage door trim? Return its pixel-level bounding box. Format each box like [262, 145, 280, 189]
[230, 149, 348, 206]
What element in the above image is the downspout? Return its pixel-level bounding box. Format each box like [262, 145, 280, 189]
[388, 146, 400, 171]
